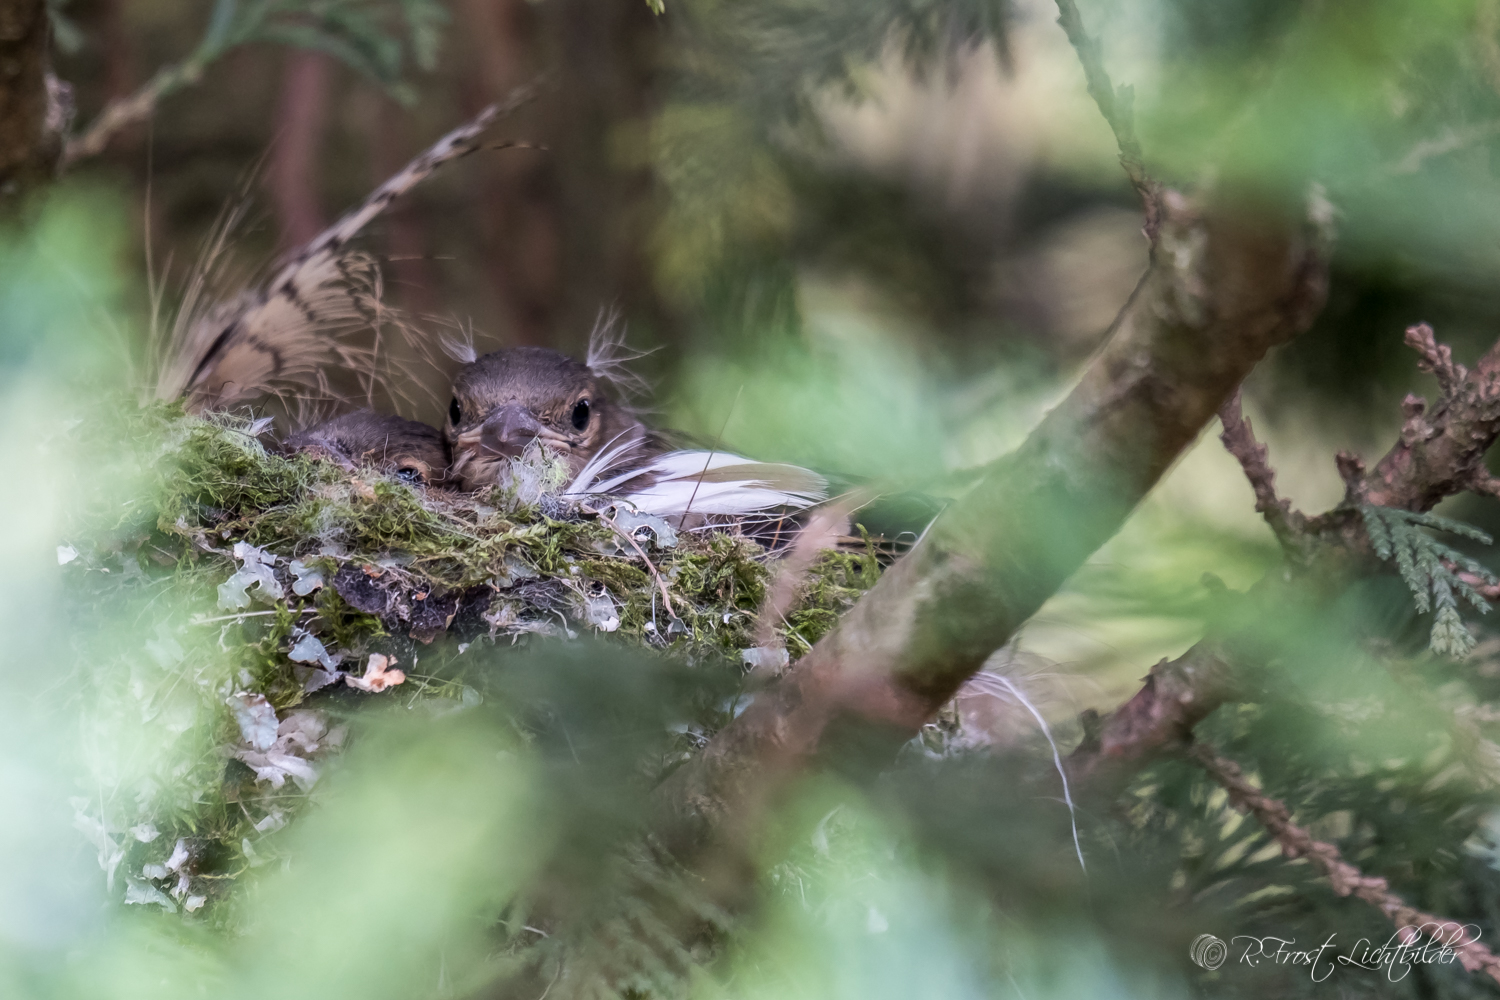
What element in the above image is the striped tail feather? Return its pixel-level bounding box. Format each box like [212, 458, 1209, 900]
[156, 83, 539, 413]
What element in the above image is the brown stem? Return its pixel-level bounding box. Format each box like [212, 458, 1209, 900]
[1193, 744, 1500, 984]
[1218, 390, 1308, 551]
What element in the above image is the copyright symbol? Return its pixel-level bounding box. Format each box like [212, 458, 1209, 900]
[1191, 933, 1228, 970]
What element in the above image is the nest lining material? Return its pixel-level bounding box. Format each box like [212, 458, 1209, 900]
[62, 405, 880, 919]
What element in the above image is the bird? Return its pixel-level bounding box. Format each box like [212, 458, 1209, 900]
[152, 98, 528, 487]
[151, 93, 836, 527]
[444, 341, 651, 492]
[442, 324, 831, 525]
[279, 409, 449, 486]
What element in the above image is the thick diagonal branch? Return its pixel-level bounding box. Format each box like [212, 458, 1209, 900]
[655, 190, 1328, 855]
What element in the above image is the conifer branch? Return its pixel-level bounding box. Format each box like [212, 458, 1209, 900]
[1192, 744, 1500, 984]
[1072, 324, 1500, 790]
[1218, 390, 1308, 552]
[1363, 324, 1500, 511]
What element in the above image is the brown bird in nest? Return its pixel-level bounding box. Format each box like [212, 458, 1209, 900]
[444, 339, 651, 491]
[152, 93, 878, 534]
[280, 409, 448, 486]
[153, 95, 534, 486]
[442, 322, 831, 525]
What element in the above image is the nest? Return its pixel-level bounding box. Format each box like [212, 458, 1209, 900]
[60, 404, 880, 919]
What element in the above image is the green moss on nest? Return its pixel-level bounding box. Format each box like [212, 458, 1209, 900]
[62, 404, 883, 919]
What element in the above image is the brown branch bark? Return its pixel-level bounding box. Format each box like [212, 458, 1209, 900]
[1194, 744, 1500, 983]
[654, 188, 1330, 857]
[0, 0, 62, 207]
[1069, 323, 1500, 796]
[1218, 389, 1308, 551]
[1363, 324, 1500, 511]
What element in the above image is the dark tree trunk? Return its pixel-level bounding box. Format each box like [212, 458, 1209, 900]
[269, 49, 332, 249]
[0, 0, 60, 210]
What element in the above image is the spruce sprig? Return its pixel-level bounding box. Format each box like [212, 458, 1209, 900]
[1360, 504, 1498, 657]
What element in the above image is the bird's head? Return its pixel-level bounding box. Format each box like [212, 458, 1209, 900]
[445, 346, 619, 492]
[284, 410, 449, 487]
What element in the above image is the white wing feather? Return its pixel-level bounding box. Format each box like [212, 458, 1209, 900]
[568, 449, 827, 518]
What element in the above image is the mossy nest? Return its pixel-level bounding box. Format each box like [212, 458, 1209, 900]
[59, 404, 880, 921]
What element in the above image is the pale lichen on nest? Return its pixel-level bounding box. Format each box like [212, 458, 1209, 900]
[58, 403, 880, 920]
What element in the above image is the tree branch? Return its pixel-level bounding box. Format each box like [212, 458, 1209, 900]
[60, 56, 204, 167]
[1218, 389, 1308, 552]
[1364, 324, 1500, 511]
[1193, 743, 1500, 984]
[1071, 323, 1500, 798]
[655, 188, 1330, 855]
[1052, 0, 1160, 237]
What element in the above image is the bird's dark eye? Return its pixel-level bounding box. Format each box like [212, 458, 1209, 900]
[571, 399, 591, 431]
[449, 398, 462, 425]
[395, 466, 424, 485]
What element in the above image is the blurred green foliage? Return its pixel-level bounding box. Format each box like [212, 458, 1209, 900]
[17, 0, 1500, 997]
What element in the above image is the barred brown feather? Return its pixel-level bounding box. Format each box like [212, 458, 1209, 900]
[157, 82, 539, 413]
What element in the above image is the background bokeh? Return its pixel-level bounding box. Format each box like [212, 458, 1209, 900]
[9, 0, 1500, 996]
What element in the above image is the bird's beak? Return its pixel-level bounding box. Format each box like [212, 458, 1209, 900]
[477, 403, 547, 459]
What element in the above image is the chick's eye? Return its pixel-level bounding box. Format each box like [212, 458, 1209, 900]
[571, 399, 591, 431]
[449, 398, 462, 425]
[395, 466, 424, 485]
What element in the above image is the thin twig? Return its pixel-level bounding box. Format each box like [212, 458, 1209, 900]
[598, 511, 680, 627]
[1052, 0, 1161, 237]
[1193, 743, 1500, 984]
[63, 57, 206, 167]
[1218, 390, 1308, 550]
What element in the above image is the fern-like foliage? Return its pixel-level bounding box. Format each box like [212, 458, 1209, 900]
[1360, 504, 1498, 657]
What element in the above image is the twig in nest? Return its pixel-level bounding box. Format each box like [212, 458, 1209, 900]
[1192, 743, 1500, 984]
[751, 499, 855, 663]
[598, 511, 681, 630]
